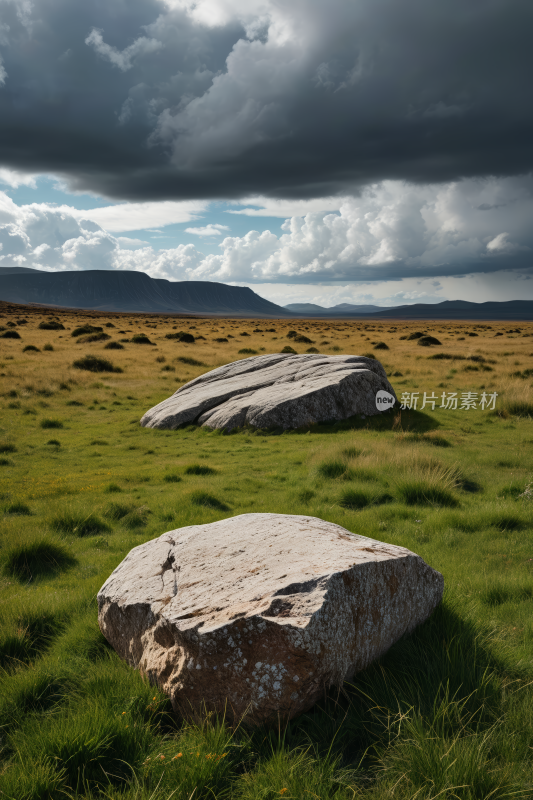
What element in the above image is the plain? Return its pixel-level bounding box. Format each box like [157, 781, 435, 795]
[1, 304, 533, 799]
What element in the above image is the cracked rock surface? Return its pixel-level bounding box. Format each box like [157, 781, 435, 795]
[98, 513, 443, 725]
[140, 353, 396, 430]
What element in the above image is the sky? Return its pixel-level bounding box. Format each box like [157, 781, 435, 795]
[0, 0, 532, 308]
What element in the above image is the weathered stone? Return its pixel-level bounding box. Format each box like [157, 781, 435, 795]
[140, 353, 396, 431]
[98, 513, 443, 726]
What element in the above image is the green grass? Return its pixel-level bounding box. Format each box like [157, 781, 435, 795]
[1, 314, 533, 798]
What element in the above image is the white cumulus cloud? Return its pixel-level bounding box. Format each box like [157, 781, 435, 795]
[184, 223, 230, 236]
[1, 175, 532, 287]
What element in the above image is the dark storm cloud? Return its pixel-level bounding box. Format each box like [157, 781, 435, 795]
[0, 0, 532, 201]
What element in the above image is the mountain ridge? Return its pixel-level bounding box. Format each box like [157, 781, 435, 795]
[0, 268, 532, 319]
[0, 269, 291, 317]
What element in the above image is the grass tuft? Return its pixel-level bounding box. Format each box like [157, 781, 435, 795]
[189, 491, 229, 510]
[396, 479, 459, 507]
[177, 355, 205, 366]
[40, 418, 64, 429]
[0, 443, 16, 453]
[185, 463, 217, 475]
[3, 538, 76, 581]
[317, 459, 350, 479]
[39, 320, 65, 330]
[163, 473, 182, 483]
[49, 512, 111, 537]
[131, 333, 154, 344]
[417, 335, 442, 346]
[71, 324, 103, 337]
[103, 502, 135, 521]
[339, 488, 392, 509]
[78, 332, 111, 343]
[166, 331, 195, 343]
[72, 354, 123, 373]
[4, 501, 31, 515]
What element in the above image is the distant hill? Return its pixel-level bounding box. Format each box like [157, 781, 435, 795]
[0, 268, 531, 319]
[286, 299, 533, 320]
[366, 299, 533, 321]
[285, 302, 390, 314]
[0, 269, 291, 317]
[0, 266, 43, 275]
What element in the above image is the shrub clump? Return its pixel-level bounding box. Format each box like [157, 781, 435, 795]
[238, 348, 258, 355]
[214, 337, 229, 343]
[0, 443, 16, 454]
[417, 336, 442, 347]
[406, 331, 425, 340]
[130, 333, 154, 345]
[281, 345, 297, 354]
[72, 355, 123, 373]
[1, 330, 21, 339]
[104, 340, 124, 350]
[71, 324, 103, 337]
[3, 538, 76, 581]
[306, 347, 319, 353]
[43, 343, 54, 351]
[39, 320, 65, 330]
[190, 491, 229, 511]
[78, 332, 111, 343]
[165, 331, 195, 343]
[293, 334, 314, 344]
[373, 342, 389, 350]
[49, 512, 110, 536]
[427, 353, 465, 360]
[23, 345, 40, 352]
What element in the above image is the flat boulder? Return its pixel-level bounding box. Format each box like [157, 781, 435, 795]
[98, 513, 443, 726]
[141, 353, 397, 430]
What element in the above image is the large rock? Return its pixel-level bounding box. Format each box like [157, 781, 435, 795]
[140, 353, 396, 430]
[98, 513, 443, 725]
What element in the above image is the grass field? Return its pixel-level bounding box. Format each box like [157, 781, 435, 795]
[1, 302, 533, 799]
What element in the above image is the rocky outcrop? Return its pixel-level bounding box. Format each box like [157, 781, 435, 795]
[98, 513, 443, 726]
[140, 353, 396, 430]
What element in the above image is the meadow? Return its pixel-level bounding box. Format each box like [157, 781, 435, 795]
[1, 302, 533, 799]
